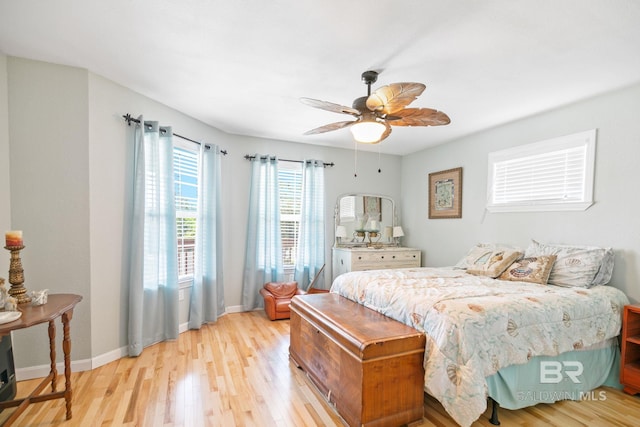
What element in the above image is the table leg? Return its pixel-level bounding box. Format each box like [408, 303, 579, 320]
[62, 309, 74, 420]
[48, 320, 57, 392]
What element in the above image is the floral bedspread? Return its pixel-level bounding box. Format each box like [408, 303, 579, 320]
[330, 267, 629, 427]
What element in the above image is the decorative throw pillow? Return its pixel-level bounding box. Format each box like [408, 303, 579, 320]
[524, 240, 614, 287]
[499, 255, 557, 285]
[454, 243, 522, 270]
[465, 249, 523, 278]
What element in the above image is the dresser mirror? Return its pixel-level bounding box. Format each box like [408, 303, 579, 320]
[334, 193, 396, 247]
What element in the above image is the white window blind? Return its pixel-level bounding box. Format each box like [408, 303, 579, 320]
[278, 164, 303, 269]
[339, 196, 356, 223]
[174, 145, 199, 278]
[487, 129, 596, 212]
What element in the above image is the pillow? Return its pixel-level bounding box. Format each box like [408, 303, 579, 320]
[454, 243, 522, 270]
[465, 249, 523, 278]
[524, 240, 614, 288]
[498, 255, 557, 285]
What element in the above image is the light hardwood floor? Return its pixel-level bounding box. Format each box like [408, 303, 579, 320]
[2, 310, 640, 426]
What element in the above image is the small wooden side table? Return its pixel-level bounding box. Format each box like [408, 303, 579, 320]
[0, 293, 82, 425]
[621, 304, 640, 395]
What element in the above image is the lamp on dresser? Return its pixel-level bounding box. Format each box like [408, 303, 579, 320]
[335, 225, 348, 245]
[384, 226, 393, 243]
[393, 226, 404, 247]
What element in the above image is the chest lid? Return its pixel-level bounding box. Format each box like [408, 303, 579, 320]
[291, 293, 425, 360]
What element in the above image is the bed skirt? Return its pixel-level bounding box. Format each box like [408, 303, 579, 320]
[485, 337, 621, 410]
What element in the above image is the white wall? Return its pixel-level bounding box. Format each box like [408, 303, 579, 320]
[6, 57, 91, 368]
[401, 83, 640, 303]
[3, 55, 402, 370]
[0, 54, 10, 236]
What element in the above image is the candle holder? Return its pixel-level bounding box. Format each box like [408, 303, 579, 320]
[366, 230, 381, 247]
[4, 245, 31, 304]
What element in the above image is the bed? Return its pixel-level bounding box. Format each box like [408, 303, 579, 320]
[329, 241, 629, 427]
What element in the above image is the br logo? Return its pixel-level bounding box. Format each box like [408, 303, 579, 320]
[540, 361, 584, 384]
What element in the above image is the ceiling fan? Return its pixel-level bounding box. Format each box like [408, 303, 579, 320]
[301, 70, 450, 144]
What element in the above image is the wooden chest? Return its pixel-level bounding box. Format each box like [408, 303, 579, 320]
[290, 293, 426, 427]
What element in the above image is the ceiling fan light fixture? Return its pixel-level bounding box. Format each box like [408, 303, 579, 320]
[302, 70, 449, 145]
[350, 120, 386, 144]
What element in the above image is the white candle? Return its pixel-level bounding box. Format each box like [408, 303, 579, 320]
[5, 230, 23, 247]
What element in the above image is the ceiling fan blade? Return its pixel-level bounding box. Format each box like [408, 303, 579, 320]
[303, 120, 357, 135]
[300, 97, 361, 116]
[378, 122, 392, 143]
[388, 108, 451, 127]
[366, 82, 426, 115]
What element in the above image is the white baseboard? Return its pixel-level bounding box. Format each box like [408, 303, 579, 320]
[225, 304, 244, 313]
[15, 346, 127, 381]
[16, 308, 248, 381]
[179, 321, 189, 334]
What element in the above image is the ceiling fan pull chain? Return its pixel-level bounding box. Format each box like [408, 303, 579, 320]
[354, 140, 358, 177]
[377, 145, 382, 173]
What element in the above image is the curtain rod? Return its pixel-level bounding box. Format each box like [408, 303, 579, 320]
[123, 114, 228, 155]
[243, 154, 334, 168]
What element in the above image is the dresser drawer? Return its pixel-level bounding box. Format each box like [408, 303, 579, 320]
[352, 250, 420, 269]
[383, 250, 421, 263]
[353, 252, 387, 263]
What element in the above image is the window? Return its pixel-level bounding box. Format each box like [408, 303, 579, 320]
[486, 129, 596, 212]
[278, 163, 303, 269]
[339, 195, 356, 223]
[173, 141, 199, 279]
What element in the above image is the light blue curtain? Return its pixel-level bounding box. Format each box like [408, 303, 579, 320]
[241, 155, 284, 310]
[128, 118, 179, 357]
[294, 160, 326, 290]
[189, 144, 225, 328]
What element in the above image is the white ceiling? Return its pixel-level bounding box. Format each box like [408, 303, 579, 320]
[1, 1, 639, 155]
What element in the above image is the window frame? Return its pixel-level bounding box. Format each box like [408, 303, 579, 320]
[486, 129, 596, 213]
[278, 161, 303, 273]
[173, 139, 200, 284]
[339, 195, 356, 223]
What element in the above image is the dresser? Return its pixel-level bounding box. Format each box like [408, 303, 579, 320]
[332, 247, 421, 280]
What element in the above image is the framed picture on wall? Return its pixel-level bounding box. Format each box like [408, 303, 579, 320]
[428, 167, 462, 219]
